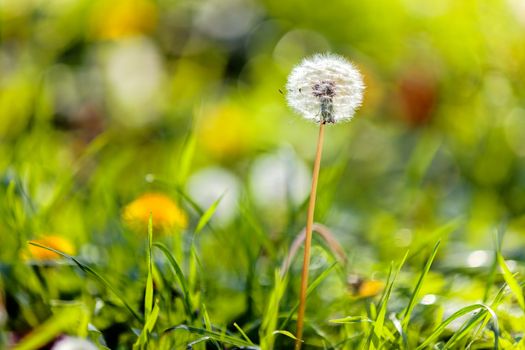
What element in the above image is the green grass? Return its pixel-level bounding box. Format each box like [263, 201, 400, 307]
[4, 125, 525, 349]
[2, 0, 525, 348]
[14, 223, 523, 349]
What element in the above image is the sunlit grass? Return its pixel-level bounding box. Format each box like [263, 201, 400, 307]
[2, 0, 525, 348]
[2, 153, 522, 349]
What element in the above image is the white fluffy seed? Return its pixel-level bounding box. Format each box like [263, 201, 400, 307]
[286, 53, 365, 123]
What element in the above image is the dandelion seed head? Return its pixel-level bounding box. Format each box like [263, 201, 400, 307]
[286, 53, 365, 124]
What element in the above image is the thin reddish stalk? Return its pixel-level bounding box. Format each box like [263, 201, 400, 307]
[295, 123, 325, 350]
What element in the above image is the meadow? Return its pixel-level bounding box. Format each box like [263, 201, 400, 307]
[2, 0, 525, 349]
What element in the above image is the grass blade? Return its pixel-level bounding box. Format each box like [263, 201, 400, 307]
[442, 305, 499, 350]
[134, 299, 161, 349]
[416, 304, 494, 349]
[330, 316, 373, 324]
[261, 270, 288, 350]
[13, 308, 83, 350]
[163, 325, 257, 348]
[273, 330, 301, 341]
[28, 242, 142, 322]
[145, 214, 154, 319]
[497, 253, 525, 311]
[279, 262, 338, 329]
[389, 313, 405, 348]
[202, 303, 213, 331]
[234, 322, 255, 345]
[145, 300, 160, 334]
[366, 251, 408, 349]
[401, 241, 440, 331]
[153, 242, 193, 319]
[195, 194, 224, 234]
[201, 303, 221, 349]
[177, 131, 196, 185]
[174, 186, 205, 216]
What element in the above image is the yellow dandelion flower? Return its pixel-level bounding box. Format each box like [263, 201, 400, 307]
[197, 104, 254, 159]
[357, 280, 384, 298]
[123, 193, 188, 232]
[28, 236, 75, 261]
[90, 0, 157, 40]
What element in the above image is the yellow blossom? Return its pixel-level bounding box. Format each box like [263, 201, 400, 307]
[90, 0, 157, 40]
[123, 193, 188, 232]
[197, 104, 254, 159]
[28, 236, 75, 261]
[357, 280, 384, 298]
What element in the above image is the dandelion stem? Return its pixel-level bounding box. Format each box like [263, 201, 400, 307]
[295, 122, 325, 350]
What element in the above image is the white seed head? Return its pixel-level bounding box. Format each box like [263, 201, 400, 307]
[286, 53, 365, 124]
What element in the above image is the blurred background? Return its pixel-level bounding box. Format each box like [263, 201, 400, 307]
[2, 0, 525, 347]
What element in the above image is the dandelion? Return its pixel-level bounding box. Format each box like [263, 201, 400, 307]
[348, 275, 385, 298]
[197, 104, 254, 158]
[286, 53, 364, 350]
[90, 0, 157, 40]
[122, 193, 188, 232]
[28, 236, 75, 261]
[286, 53, 364, 124]
[358, 279, 384, 298]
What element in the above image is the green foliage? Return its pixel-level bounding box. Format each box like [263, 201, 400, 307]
[13, 307, 84, 350]
[3, 0, 525, 348]
[401, 241, 440, 334]
[27, 242, 142, 323]
[260, 270, 288, 350]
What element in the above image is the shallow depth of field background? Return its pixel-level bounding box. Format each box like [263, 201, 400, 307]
[2, 0, 525, 348]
